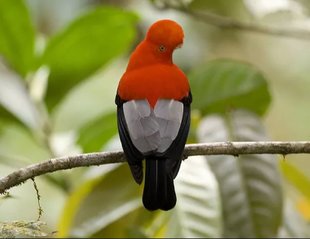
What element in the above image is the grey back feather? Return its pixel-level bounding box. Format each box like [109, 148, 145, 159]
[123, 99, 184, 154]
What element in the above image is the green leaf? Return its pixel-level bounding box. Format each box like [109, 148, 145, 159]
[91, 207, 152, 238]
[52, 58, 125, 132]
[190, 59, 271, 116]
[0, 106, 22, 130]
[197, 110, 283, 237]
[57, 164, 142, 238]
[280, 160, 310, 200]
[77, 111, 117, 152]
[0, 0, 35, 76]
[166, 156, 222, 237]
[0, 68, 39, 129]
[89, 156, 222, 238]
[41, 6, 138, 109]
[0, 122, 49, 166]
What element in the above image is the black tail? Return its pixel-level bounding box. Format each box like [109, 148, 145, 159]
[142, 157, 176, 211]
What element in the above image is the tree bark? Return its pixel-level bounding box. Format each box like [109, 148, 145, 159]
[0, 141, 310, 194]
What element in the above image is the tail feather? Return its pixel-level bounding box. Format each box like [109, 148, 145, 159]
[142, 157, 176, 211]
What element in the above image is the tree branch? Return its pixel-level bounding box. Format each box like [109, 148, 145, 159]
[162, 3, 310, 41]
[0, 141, 309, 194]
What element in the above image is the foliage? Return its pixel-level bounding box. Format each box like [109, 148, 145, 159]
[41, 7, 138, 109]
[0, 0, 36, 77]
[197, 110, 283, 237]
[0, 0, 309, 238]
[190, 59, 271, 116]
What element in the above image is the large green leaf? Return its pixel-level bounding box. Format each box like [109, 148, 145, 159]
[190, 59, 271, 116]
[52, 58, 124, 132]
[102, 157, 221, 238]
[77, 111, 117, 153]
[0, 68, 39, 129]
[0, 106, 22, 130]
[57, 155, 222, 238]
[41, 6, 138, 109]
[0, 0, 35, 76]
[197, 110, 283, 237]
[57, 164, 142, 238]
[90, 206, 157, 238]
[90, 156, 222, 238]
[0, 122, 49, 166]
[280, 160, 310, 200]
[166, 156, 222, 237]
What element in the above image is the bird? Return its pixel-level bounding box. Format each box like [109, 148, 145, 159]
[115, 19, 192, 211]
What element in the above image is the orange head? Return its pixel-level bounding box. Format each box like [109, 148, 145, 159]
[125, 19, 185, 70]
[146, 19, 184, 51]
[118, 19, 189, 107]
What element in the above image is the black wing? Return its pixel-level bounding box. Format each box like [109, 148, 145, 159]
[115, 94, 144, 184]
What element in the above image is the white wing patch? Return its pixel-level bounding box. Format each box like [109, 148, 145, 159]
[123, 99, 184, 154]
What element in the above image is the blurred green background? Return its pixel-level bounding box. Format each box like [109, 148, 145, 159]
[0, 0, 309, 237]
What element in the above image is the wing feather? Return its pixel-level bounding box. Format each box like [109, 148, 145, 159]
[123, 100, 160, 153]
[154, 99, 184, 152]
[116, 97, 144, 184]
[157, 93, 192, 178]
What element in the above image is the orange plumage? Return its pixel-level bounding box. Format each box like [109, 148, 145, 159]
[117, 19, 190, 108]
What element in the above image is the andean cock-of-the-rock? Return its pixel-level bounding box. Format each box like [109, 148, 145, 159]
[115, 19, 192, 211]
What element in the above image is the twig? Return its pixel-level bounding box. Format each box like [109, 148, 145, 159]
[31, 178, 43, 221]
[0, 141, 309, 194]
[162, 3, 310, 41]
